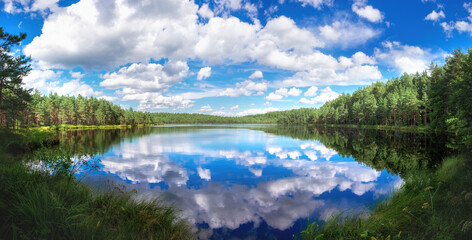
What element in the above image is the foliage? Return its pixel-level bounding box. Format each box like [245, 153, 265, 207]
[0, 26, 31, 128]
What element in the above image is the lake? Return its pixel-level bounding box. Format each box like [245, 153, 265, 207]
[60, 125, 450, 240]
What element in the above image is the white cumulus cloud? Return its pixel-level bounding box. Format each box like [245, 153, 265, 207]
[199, 104, 213, 112]
[318, 20, 380, 48]
[299, 87, 339, 105]
[197, 67, 212, 80]
[249, 70, 263, 79]
[352, 0, 384, 23]
[374, 41, 443, 74]
[304, 86, 318, 97]
[425, 10, 445, 21]
[100, 61, 188, 94]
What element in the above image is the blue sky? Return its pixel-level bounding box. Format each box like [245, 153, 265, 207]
[1, 0, 471, 115]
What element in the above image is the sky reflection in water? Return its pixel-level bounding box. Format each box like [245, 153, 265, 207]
[80, 126, 402, 239]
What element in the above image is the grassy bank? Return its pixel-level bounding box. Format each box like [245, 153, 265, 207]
[311, 124, 433, 133]
[298, 154, 472, 240]
[0, 130, 193, 240]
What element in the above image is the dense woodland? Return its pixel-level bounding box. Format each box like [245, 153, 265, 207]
[1, 27, 472, 143]
[276, 49, 472, 145]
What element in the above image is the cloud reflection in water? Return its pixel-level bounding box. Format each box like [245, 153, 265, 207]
[85, 127, 401, 238]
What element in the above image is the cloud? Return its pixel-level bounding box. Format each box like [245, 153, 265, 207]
[265, 92, 284, 101]
[249, 70, 263, 79]
[234, 107, 279, 116]
[318, 20, 380, 48]
[439, 3, 472, 37]
[243, 2, 258, 19]
[127, 94, 195, 111]
[196, 16, 324, 66]
[374, 41, 443, 74]
[49, 79, 104, 97]
[249, 168, 262, 177]
[70, 71, 85, 79]
[2, 0, 59, 15]
[218, 80, 267, 97]
[319, 25, 341, 41]
[197, 3, 213, 19]
[20, 0, 384, 95]
[288, 88, 302, 96]
[213, 0, 243, 15]
[425, 10, 445, 21]
[25, 0, 328, 72]
[24, 0, 200, 69]
[100, 61, 188, 95]
[195, 16, 260, 64]
[304, 86, 318, 97]
[265, 87, 302, 101]
[23, 67, 108, 98]
[175, 79, 267, 101]
[23, 68, 61, 93]
[351, 51, 376, 65]
[352, 0, 384, 23]
[199, 104, 213, 112]
[299, 87, 339, 105]
[295, 0, 333, 9]
[197, 67, 212, 80]
[276, 51, 382, 87]
[197, 167, 211, 180]
[213, 107, 279, 117]
[440, 22, 455, 37]
[230, 105, 239, 110]
[299, 142, 338, 161]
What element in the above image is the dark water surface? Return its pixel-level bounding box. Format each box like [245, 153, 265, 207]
[60, 125, 451, 240]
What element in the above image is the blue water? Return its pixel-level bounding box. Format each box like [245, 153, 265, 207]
[78, 125, 402, 239]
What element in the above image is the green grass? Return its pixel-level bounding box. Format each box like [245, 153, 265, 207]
[0, 130, 193, 240]
[298, 154, 472, 240]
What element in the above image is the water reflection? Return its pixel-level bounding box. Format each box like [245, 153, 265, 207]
[63, 125, 449, 239]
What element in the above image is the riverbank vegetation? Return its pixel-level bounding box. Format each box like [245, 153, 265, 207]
[0, 130, 193, 239]
[298, 154, 472, 240]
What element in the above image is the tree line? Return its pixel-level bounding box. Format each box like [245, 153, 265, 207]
[277, 48, 472, 145]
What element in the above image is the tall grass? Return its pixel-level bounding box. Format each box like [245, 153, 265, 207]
[298, 154, 472, 240]
[0, 130, 193, 240]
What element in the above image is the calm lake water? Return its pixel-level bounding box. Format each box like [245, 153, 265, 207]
[61, 125, 450, 240]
